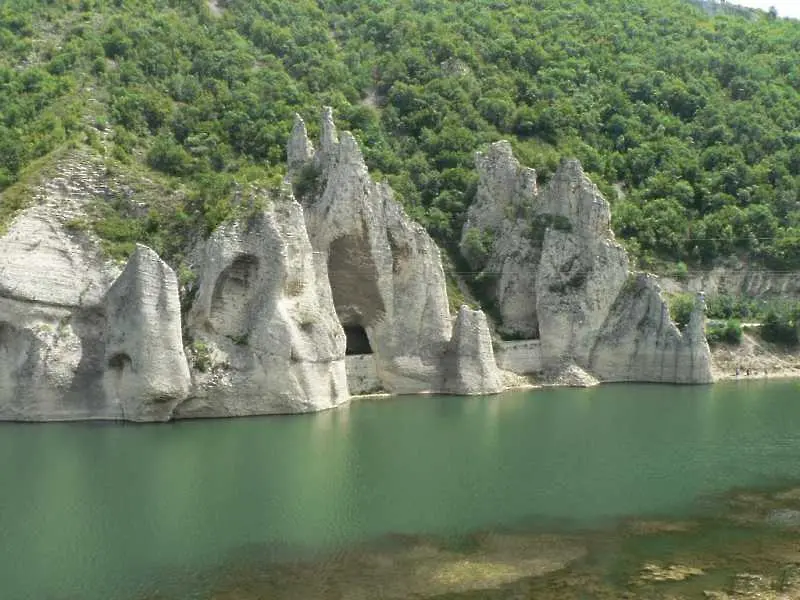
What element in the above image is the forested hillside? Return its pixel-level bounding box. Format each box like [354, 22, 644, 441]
[1, 0, 798, 268]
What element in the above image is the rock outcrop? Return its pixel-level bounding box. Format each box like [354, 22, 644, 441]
[0, 153, 194, 420]
[461, 141, 712, 384]
[660, 262, 800, 301]
[0, 156, 120, 420]
[0, 113, 715, 422]
[440, 305, 503, 395]
[288, 111, 503, 395]
[180, 197, 350, 416]
[0, 214, 191, 419]
[590, 278, 712, 383]
[103, 245, 191, 421]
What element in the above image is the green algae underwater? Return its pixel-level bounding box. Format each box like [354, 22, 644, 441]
[4, 381, 800, 599]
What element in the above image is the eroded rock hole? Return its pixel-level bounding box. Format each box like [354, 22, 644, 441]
[0, 322, 13, 346]
[344, 324, 372, 356]
[209, 253, 259, 338]
[327, 235, 385, 327]
[108, 353, 132, 371]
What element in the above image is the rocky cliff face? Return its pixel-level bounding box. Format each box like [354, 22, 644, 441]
[440, 306, 503, 394]
[180, 196, 350, 417]
[0, 157, 192, 419]
[0, 111, 504, 422]
[289, 110, 502, 395]
[103, 245, 192, 421]
[461, 141, 712, 384]
[0, 114, 714, 421]
[660, 264, 800, 301]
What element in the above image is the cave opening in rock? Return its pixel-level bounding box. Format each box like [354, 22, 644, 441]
[344, 324, 372, 355]
[326, 234, 384, 357]
[327, 235, 385, 325]
[209, 253, 259, 338]
[108, 353, 132, 372]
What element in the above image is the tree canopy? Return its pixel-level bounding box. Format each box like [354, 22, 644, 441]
[1, 0, 798, 267]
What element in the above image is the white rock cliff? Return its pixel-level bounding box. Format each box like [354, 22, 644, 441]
[289, 110, 503, 395]
[180, 197, 350, 416]
[0, 116, 714, 422]
[461, 141, 712, 384]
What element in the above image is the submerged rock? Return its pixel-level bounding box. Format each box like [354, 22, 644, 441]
[207, 531, 586, 600]
[461, 141, 713, 384]
[635, 562, 705, 584]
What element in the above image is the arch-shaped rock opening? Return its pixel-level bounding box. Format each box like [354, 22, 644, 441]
[0, 321, 14, 346]
[108, 352, 132, 372]
[209, 253, 259, 337]
[344, 324, 372, 355]
[327, 235, 385, 328]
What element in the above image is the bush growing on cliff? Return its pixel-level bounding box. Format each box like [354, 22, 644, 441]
[292, 163, 323, 200]
[668, 293, 695, 330]
[461, 227, 494, 270]
[706, 319, 743, 345]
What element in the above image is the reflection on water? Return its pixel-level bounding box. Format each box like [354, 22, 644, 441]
[1, 381, 800, 599]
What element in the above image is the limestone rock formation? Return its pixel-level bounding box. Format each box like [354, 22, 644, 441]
[288, 110, 502, 395]
[591, 279, 713, 383]
[0, 151, 198, 420]
[181, 197, 350, 416]
[461, 141, 712, 384]
[0, 156, 122, 420]
[0, 209, 193, 419]
[461, 142, 542, 338]
[440, 305, 503, 395]
[103, 245, 191, 421]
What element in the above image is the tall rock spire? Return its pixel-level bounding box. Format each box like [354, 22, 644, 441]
[286, 113, 315, 175]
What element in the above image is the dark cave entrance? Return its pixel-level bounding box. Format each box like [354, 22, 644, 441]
[326, 234, 383, 358]
[344, 324, 373, 356]
[108, 352, 132, 371]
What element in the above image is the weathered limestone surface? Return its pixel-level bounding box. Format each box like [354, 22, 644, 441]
[289, 110, 502, 395]
[591, 278, 713, 383]
[103, 245, 191, 421]
[440, 305, 503, 395]
[345, 354, 383, 395]
[0, 214, 192, 419]
[661, 263, 800, 301]
[0, 153, 197, 420]
[180, 198, 349, 417]
[0, 156, 120, 420]
[461, 141, 712, 384]
[461, 142, 542, 338]
[494, 340, 543, 375]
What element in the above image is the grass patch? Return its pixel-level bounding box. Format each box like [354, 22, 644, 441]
[0, 144, 73, 234]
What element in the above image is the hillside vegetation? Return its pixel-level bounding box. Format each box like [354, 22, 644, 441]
[1, 0, 799, 268]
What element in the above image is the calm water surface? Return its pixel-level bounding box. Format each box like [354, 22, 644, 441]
[2, 381, 800, 599]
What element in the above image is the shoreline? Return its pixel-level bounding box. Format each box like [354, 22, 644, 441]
[350, 370, 800, 402]
[713, 369, 800, 383]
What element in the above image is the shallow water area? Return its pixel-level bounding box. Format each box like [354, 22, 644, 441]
[3, 380, 800, 599]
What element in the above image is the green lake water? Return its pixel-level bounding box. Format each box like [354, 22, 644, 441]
[2, 380, 800, 599]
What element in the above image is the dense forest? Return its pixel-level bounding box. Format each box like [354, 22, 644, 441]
[1, 0, 799, 270]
